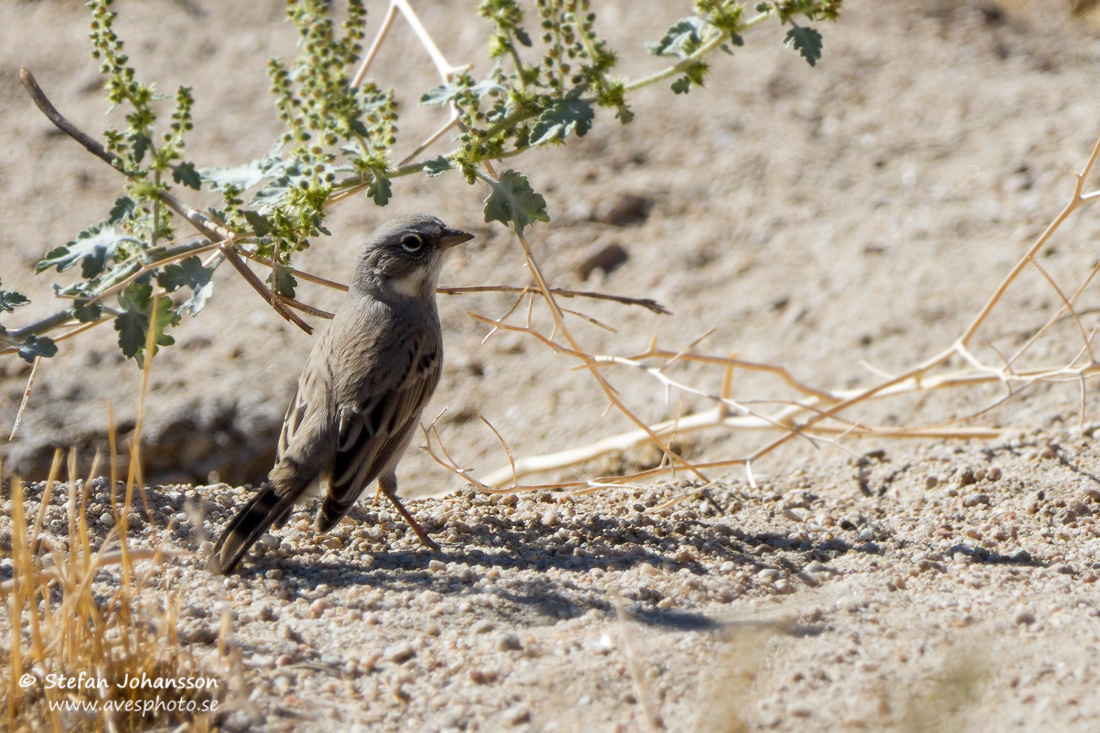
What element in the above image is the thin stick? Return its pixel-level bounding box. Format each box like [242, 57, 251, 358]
[9, 357, 41, 440]
[220, 245, 314, 334]
[958, 133, 1100, 346]
[438, 285, 671, 314]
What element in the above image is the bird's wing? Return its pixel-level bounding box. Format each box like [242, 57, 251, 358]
[274, 344, 329, 470]
[325, 321, 443, 518]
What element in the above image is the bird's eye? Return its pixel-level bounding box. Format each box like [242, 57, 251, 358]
[400, 234, 424, 253]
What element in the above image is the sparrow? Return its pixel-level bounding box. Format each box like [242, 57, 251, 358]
[208, 214, 473, 574]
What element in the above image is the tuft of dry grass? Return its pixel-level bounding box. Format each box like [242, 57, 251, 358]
[1, 452, 224, 732]
[2, 302, 231, 731]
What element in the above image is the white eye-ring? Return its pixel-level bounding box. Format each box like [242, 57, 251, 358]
[400, 234, 424, 253]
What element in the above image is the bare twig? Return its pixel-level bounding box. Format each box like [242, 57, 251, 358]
[438, 284, 671, 314]
[8, 357, 41, 441]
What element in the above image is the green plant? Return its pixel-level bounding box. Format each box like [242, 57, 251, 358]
[0, 0, 843, 368]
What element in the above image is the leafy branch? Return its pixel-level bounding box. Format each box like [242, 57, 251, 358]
[2, 0, 843, 369]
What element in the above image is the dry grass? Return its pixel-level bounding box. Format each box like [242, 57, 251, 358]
[2, 298, 232, 732]
[1, 456, 225, 731]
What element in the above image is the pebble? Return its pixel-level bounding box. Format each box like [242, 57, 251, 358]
[428, 559, 447, 572]
[384, 642, 415, 663]
[503, 704, 531, 726]
[309, 599, 332, 618]
[757, 568, 780, 584]
[1015, 610, 1036, 626]
[963, 493, 990, 508]
[782, 507, 809, 523]
[498, 633, 522, 652]
[471, 619, 495, 635]
[774, 579, 795, 594]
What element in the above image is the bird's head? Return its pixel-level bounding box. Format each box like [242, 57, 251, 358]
[352, 214, 473, 301]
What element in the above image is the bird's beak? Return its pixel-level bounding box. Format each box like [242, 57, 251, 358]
[439, 226, 474, 250]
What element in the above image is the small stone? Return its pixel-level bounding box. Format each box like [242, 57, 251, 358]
[498, 633, 522, 652]
[295, 519, 310, 532]
[276, 654, 294, 667]
[858, 528, 874, 542]
[259, 533, 280, 550]
[986, 467, 1002, 481]
[469, 668, 499, 685]
[574, 242, 629, 280]
[100, 512, 115, 528]
[925, 475, 939, 489]
[958, 467, 977, 486]
[383, 642, 415, 664]
[309, 599, 332, 618]
[1015, 610, 1036, 626]
[503, 704, 531, 726]
[963, 493, 990, 508]
[428, 559, 447, 572]
[593, 191, 653, 227]
[774, 579, 795, 594]
[782, 507, 809, 523]
[540, 508, 560, 527]
[757, 568, 780, 584]
[471, 619, 495, 635]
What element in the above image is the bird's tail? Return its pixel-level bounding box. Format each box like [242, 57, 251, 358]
[207, 484, 297, 575]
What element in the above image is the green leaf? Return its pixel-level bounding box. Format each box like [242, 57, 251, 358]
[482, 169, 549, 236]
[108, 196, 136, 225]
[419, 76, 505, 106]
[200, 157, 276, 192]
[71, 300, 102, 323]
[17, 335, 57, 364]
[367, 173, 392, 207]
[119, 280, 152, 313]
[671, 76, 692, 94]
[514, 27, 532, 47]
[115, 281, 177, 363]
[36, 225, 140, 279]
[201, 163, 263, 191]
[115, 311, 146, 360]
[272, 264, 297, 298]
[529, 95, 595, 146]
[130, 132, 150, 165]
[157, 256, 214, 317]
[172, 161, 202, 190]
[784, 26, 823, 67]
[0, 289, 30, 314]
[423, 156, 452, 177]
[249, 175, 294, 209]
[243, 210, 274, 237]
[647, 17, 710, 58]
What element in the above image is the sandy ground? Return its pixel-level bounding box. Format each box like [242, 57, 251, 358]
[3, 0, 1100, 730]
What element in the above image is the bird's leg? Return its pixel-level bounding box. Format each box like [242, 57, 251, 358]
[378, 472, 440, 551]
